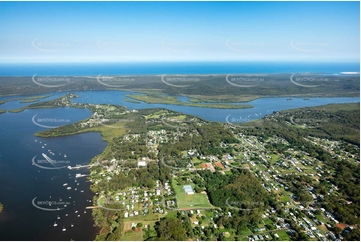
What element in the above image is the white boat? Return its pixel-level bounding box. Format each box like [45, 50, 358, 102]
[71, 224, 74, 227]
[53, 222, 58, 227]
[77, 215, 80, 217]
[75, 174, 87, 178]
[75, 210, 78, 213]
[64, 154, 67, 158]
[67, 187, 71, 190]
[42, 146, 44, 148]
[62, 227, 66, 232]
[65, 214, 68, 216]
[57, 216, 60, 219]
[63, 183, 68, 186]
[74, 188, 77, 191]
[80, 190, 84, 193]
[84, 211, 86, 214]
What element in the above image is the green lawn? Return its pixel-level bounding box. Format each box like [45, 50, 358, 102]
[276, 230, 290, 240]
[121, 230, 144, 241]
[172, 178, 212, 209]
[165, 210, 178, 218]
[238, 227, 253, 236]
[279, 195, 290, 202]
[270, 154, 280, 164]
[264, 218, 274, 226]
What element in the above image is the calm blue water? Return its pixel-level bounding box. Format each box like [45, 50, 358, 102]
[0, 107, 107, 240]
[0, 61, 359, 76]
[0, 90, 359, 240]
[69, 90, 360, 122]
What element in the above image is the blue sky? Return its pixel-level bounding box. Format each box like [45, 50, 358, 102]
[0, 1, 359, 63]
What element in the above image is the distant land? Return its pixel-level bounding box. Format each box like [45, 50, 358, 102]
[0, 74, 359, 104]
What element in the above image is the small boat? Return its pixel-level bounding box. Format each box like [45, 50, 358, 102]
[57, 216, 60, 220]
[77, 183, 79, 185]
[77, 215, 80, 217]
[42, 146, 44, 148]
[53, 222, 58, 227]
[75, 211, 78, 213]
[65, 214, 68, 216]
[64, 154, 67, 158]
[80, 190, 84, 193]
[74, 188, 77, 191]
[84, 211, 86, 214]
[62, 227, 66, 232]
[63, 183, 68, 186]
[71, 224, 74, 227]
[67, 187, 71, 190]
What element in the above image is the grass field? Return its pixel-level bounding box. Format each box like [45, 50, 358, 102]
[270, 154, 280, 164]
[121, 229, 143, 241]
[171, 178, 212, 209]
[276, 230, 290, 240]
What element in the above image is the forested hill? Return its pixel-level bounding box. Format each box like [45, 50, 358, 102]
[243, 102, 360, 146]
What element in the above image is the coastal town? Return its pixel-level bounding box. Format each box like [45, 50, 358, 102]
[9, 93, 358, 241]
[67, 101, 359, 241]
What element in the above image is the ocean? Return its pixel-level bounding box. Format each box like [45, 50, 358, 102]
[0, 61, 359, 76]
